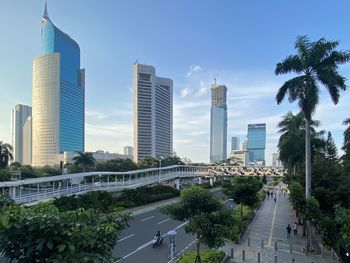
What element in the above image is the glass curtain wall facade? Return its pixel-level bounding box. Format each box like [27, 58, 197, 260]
[247, 123, 266, 165]
[210, 84, 227, 163]
[32, 5, 84, 166]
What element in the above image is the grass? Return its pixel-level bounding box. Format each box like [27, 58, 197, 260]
[176, 250, 225, 263]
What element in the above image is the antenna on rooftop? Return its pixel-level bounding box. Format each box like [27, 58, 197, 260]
[133, 59, 139, 65]
[213, 73, 217, 85]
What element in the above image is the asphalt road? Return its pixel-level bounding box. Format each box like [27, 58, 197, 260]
[113, 188, 235, 263]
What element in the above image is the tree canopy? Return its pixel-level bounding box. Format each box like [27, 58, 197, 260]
[0, 202, 131, 262]
[161, 187, 231, 263]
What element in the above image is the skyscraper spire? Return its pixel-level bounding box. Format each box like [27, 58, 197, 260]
[43, 1, 48, 19]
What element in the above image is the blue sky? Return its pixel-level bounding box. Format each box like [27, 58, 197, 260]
[0, 0, 349, 163]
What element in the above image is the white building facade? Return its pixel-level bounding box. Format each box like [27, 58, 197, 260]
[133, 64, 173, 162]
[12, 104, 32, 164]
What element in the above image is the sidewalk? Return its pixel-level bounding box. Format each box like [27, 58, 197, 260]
[222, 183, 338, 263]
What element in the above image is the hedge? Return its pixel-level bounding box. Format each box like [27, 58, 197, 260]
[177, 250, 225, 263]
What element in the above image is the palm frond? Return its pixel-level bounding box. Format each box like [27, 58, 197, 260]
[343, 118, 350, 125]
[295, 35, 311, 55]
[275, 55, 303, 75]
[276, 76, 305, 104]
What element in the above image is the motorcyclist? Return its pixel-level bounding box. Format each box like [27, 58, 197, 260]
[155, 230, 161, 242]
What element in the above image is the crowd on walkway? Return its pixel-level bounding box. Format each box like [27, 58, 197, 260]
[208, 166, 286, 177]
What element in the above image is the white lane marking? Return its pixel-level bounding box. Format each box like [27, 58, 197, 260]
[119, 221, 189, 261]
[140, 216, 154, 222]
[157, 218, 170, 225]
[268, 195, 278, 246]
[117, 234, 135, 243]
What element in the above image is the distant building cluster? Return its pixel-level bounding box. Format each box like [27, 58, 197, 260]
[11, 4, 174, 168]
[10, 4, 275, 169]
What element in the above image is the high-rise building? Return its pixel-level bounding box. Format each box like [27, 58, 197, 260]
[210, 84, 227, 163]
[247, 123, 266, 165]
[32, 4, 85, 166]
[12, 104, 32, 164]
[123, 146, 133, 158]
[22, 116, 32, 165]
[272, 153, 278, 166]
[133, 64, 173, 162]
[242, 138, 248, 151]
[231, 136, 240, 151]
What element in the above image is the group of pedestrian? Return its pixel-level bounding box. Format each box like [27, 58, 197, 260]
[286, 222, 298, 238]
[266, 190, 277, 203]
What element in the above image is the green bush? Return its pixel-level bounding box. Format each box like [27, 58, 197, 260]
[225, 205, 254, 241]
[118, 184, 180, 206]
[177, 250, 225, 263]
[53, 184, 180, 212]
[53, 191, 114, 212]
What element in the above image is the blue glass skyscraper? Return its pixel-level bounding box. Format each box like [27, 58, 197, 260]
[247, 123, 266, 165]
[210, 84, 227, 163]
[32, 4, 85, 166]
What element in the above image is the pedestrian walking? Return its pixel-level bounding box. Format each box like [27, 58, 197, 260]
[293, 222, 298, 235]
[274, 196, 276, 203]
[267, 191, 270, 198]
[286, 224, 291, 239]
[270, 191, 273, 198]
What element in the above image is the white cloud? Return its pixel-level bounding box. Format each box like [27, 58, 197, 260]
[186, 65, 202, 77]
[86, 110, 107, 119]
[195, 81, 208, 97]
[180, 88, 191, 97]
[85, 122, 133, 153]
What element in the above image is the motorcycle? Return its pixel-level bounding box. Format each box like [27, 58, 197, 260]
[152, 235, 163, 248]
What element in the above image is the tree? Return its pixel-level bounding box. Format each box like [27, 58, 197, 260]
[73, 152, 96, 172]
[275, 36, 350, 200]
[0, 169, 11, 182]
[161, 187, 231, 263]
[288, 181, 306, 218]
[0, 141, 13, 169]
[0, 202, 131, 262]
[335, 205, 350, 258]
[160, 156, 185, 167]
[275, 36, 350, 253]
[325, 131, 338, 161]
[96, 158, 138, 172]
[224, 177, 260, 220]
[342, 118, 350, 172]
[137, 156, 159, 169]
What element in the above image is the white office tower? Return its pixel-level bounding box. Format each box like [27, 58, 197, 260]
[22, 117, 32, 165]
[133, 64, 173, 162]
[12, 104, 32, 164]
[123, 146, 134, 159]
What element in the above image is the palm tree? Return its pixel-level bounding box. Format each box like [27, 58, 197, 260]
[0, 141, 13, 169]
[275, 36, 350, 198]
[277, 111, 320, 176]
[275, 36, 350, 253]
[72, 152, 96, 172]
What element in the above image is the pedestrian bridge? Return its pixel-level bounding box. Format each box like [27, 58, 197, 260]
[0, 165, 207, 204]
[0, 165, 285, 205]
